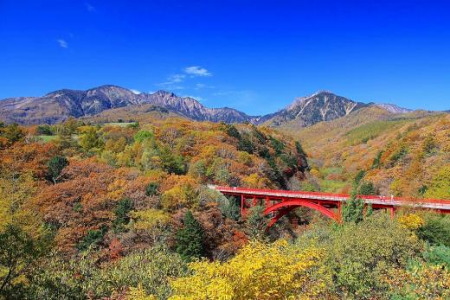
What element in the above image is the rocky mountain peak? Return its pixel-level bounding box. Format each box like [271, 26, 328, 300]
[0, 86, 254, 125]
[259, 91, 367, 127]
[0, 85, 415, 126]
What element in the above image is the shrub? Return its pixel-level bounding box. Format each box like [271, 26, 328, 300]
[0, 225, 51, 298]
[77, 226, 107, 251]
[169, 240, 328, 300]
[29, 247, 187, 299]
[245, 205, 268, 240]
[145, 182, 159, 196]
[36, 125, 53, 135]
[417, 214, 450, 247]
[134, 130, 154, 143]
[384, 262, 450, 299]
[423, 244, 450, 268]
[397, 213, 424, 230]
[326, 214, 423, 298]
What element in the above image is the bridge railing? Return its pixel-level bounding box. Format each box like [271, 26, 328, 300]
[212, 186, 450, 209]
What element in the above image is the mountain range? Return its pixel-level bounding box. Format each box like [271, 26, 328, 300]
[0, 85, 421, 127]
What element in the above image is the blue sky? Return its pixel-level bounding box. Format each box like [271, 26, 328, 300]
[1, 0, 449, 115]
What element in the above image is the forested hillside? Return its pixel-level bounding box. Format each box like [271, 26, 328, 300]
[283, 107, 450, 199]
[1, 116, 450, 299]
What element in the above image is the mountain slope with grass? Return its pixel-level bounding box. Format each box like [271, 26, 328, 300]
[282, 108, 450, 198]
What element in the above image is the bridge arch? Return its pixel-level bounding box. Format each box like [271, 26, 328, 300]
[264, 199, 340, 227]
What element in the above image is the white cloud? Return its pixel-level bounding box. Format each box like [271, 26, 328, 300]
[130, 89, 141, 95]
[157, 66, 211, 90]
[85, 3, 95, 12]
[159, 74, 186, 86]
[57, 39, 68, 48]
[184, 66, 212, 77]
[169, 74, 186, 83]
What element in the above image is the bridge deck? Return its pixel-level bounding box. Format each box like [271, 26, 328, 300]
[211, 186, 450, 211]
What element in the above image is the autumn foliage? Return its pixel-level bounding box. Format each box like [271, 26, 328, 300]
[0, 115, 449, 299]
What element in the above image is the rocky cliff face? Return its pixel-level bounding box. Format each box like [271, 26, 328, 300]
[145, 91, 253, 123]
[374, 103, 412, 114]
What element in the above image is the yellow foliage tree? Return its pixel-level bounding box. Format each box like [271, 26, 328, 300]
[129, 209, 171, 243]
[126, 284, 157, 300]
[169, 240, 327, 300]
[242, 173, 270, 189]
[161, 176, 200, 211]
[130, 209, 171, 231]
[397, 213, 425, 230]
[0, 171, 42, 237]
[424, 166, 450, 199]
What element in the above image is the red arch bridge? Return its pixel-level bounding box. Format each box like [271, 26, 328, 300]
[209, 186, 450, 227]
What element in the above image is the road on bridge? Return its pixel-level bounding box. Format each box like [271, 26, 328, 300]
[210, 186, 450, 226]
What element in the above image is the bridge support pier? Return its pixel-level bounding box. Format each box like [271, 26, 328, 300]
[389, 206, 395, 219]
[214, 186, 450, 228]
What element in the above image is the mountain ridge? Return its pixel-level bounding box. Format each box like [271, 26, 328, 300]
[0, 85, 416, 126]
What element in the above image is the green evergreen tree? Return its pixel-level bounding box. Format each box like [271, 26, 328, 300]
[371, 151, 384, 169]
[113, 198, 133, 232]
[224, 124, 241, 140]
[47, 156, 69, 184]
[342, 190, 366, 224]
[160, 147, 186, 175]
[354, 170, 366, 185]
[246, 205, 268, 240]
[145, 182, 159, 196]
[175, 211, 205, 261]
[77, 228, 107, 251]
[295, 141, 306, 156]
[358, 181, 376, 195]
[36, 125, 53, 135]
[218, 196, 241, 221]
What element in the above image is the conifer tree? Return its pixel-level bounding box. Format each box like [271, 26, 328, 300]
[175, 211, 205, 261]
[47, 156, 69, 184]
[342, 190, 366, 223]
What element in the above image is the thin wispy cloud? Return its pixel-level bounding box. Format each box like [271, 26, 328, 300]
[57, 39, 68, 48]
[159, 74, 186, 86]
[157, 65, 212, 91]
[168, 74, 186, 83]
[85, 3, 96, 12]
[184, 66, 212, 77]
[194, 83, 215, 90]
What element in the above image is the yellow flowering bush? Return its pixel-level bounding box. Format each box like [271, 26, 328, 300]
[169, 240, 327, 300]
[398, 213, 425, 230]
